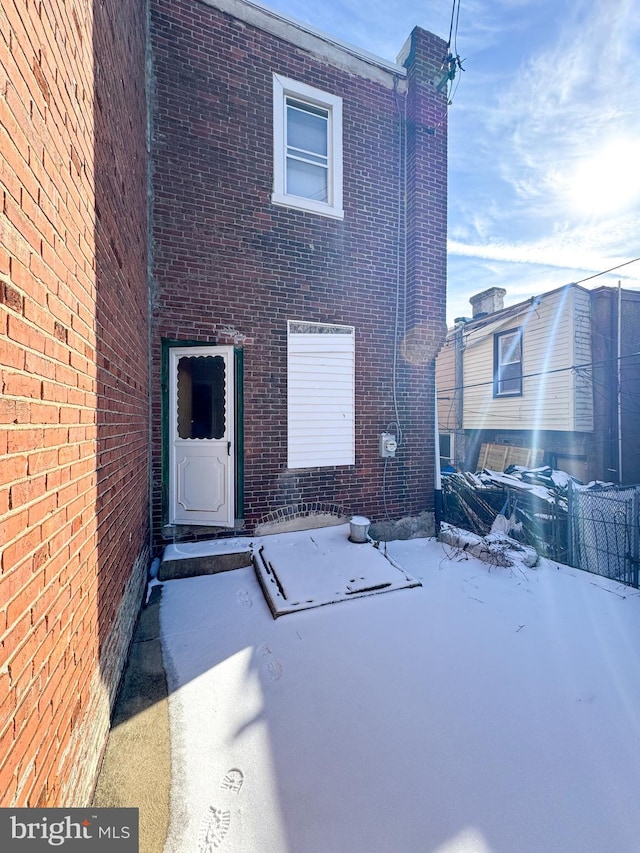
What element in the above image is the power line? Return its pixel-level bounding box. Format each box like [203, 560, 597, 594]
[447, 0, 461, 49]
[571, 258, 640, 284]
[437, 349, 640, 396]
[453, 259, 640, 336]
[570, 256, 640, 286]
[440, 0, 464, 100]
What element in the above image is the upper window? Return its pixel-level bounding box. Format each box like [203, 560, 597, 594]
[272, 75, 344, 219]
[494, 328, 523, 397]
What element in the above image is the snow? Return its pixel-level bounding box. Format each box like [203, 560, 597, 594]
[481, 469, 558, 503]
[254, 526, 419, 616]
[159, 531, 640, 853]
[163, 536, 252, 561]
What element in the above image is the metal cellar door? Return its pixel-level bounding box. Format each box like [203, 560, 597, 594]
[169, 346, 234, 526]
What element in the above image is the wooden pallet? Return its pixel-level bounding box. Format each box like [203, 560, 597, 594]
[477, 443, 544, 473]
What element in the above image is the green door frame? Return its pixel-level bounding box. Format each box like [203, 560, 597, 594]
[161, 338, 244, 527]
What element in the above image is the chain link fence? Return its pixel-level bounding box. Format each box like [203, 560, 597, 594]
[568, 484, 640, 588]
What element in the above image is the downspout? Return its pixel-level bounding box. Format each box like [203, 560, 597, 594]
[454, 319, 465, 468]
[434, 378, 443, 534]
[617, 280, 623, 484]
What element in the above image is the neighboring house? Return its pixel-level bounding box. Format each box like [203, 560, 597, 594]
[1, 1, 149, 806]
[437, 284, 640, 484]
[1, 0, 448, 807]
[149, 0, 448, 542]
[590, 285, 640, 484]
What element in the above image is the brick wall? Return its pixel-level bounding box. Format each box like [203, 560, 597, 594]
[0, 0, 149, 806]
[150, 0, 447, 539]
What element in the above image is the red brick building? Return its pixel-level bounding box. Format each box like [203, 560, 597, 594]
[150, 0, 448, 542]
[0, 0, 447, 806]
[0, 1, 149, 806]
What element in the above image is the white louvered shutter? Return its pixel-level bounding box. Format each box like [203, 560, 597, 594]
[287, 321, 355, 468]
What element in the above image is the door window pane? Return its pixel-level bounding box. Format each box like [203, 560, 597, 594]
[177, 355, 226, 439]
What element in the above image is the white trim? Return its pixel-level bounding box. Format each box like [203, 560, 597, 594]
[273, 74, 344, 219]
[168, 346, 235, 526]
[198, 0, 407, 82]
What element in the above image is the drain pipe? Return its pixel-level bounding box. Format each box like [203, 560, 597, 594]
[434, 381, 443, 535]
[617, 281, 623, 484]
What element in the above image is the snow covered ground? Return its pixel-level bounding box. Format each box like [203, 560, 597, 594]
[159, 529, 640, 853]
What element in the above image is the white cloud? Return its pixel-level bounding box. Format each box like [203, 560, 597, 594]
[490, 0, 640, 214]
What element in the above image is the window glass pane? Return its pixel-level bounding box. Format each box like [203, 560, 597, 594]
[499, 362, 521, 394]
[498, 378, 520, 395]
[287, 102, 328, 157]
[286, 158, 328, 202]
[501, 362, 521, 382]
[177, 355, 226, 439]
[499, 332, 521, 364]
[496, 330, 522, 394]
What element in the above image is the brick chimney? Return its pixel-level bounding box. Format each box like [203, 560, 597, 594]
[469, 287, 506, 318]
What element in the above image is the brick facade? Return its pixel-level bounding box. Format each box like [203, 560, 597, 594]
[0, 0, 447, 804]
[150, 0, 447, 540]
[0, 0, 149, 806]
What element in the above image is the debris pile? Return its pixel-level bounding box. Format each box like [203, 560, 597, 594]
[439, 523, 539, 569]
[441, 465, 591, 561]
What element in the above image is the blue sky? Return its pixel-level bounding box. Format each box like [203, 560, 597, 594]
[262, 0, 640, 323]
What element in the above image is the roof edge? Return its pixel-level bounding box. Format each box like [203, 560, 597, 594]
[197, 0, 408, 80]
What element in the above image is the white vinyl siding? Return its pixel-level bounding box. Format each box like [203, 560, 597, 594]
[573, 287, 594, 431]
[287, 321, 355, 468]
[272, 74, 344, 219]
[461, 287, 593, 432]
[436, 337, 457, 431]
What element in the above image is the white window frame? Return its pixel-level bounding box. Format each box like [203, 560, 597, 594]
[494, 327, 523, 397]
[439, 432, 455, 469]
[272, 74, 344, 220]
[287, 320, 355, 468]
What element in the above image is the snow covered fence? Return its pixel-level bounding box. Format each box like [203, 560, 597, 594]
[568, 483, 640, 588]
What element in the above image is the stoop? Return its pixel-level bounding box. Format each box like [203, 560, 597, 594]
[158, 538, 253, 580]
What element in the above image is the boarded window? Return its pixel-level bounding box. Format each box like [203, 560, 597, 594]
[287, 321, 355, 468]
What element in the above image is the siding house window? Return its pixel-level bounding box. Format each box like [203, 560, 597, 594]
[287, 321, 355, 468]
[494, 327, 523, 397]
[439, 433, 454, 470]
[272, 74, 344, 219]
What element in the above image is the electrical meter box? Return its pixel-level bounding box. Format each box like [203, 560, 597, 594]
[379, 432, 397, 458]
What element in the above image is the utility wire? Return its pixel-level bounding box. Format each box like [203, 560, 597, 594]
[436, 349, 640, 396]
[441, 0, 464, 100]
[447, 0, 461, 49]
[452, 0, 462, 57]
[453, 259, 640, 336]
[570, 256, 640, 286]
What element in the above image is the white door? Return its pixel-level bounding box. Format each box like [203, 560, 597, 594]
[169, 346, 234, 526]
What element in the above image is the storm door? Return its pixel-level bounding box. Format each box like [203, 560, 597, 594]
[169, 346, 234, 526]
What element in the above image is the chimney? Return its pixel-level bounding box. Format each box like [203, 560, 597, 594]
[469, 287, 506, 319]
